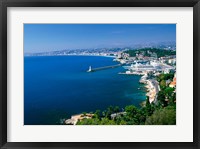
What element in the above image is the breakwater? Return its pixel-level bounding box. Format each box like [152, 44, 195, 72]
[87, 64, 122, 72]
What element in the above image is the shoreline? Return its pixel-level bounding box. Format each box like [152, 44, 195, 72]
[65, 113, 94, 125]
[140, 78, 159, 104]
[119, 70, 159, 104]
[24, 54, 116, 58]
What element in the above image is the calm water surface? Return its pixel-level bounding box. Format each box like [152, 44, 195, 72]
[24, 56, 146, 125]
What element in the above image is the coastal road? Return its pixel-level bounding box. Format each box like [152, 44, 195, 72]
[150, 79, 160, 103]
[151, 79, 160, 93]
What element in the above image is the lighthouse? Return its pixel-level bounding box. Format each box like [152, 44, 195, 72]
[87, 66, 92, 72]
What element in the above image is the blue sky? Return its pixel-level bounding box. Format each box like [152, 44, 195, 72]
[24, 24, 176, 53]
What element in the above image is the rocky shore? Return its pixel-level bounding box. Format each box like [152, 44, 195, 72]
[140, 74, 160, 103]
[65, 113, 94, 125]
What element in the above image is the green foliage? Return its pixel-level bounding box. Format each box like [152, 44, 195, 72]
[164, 87, 174, 97]
[76, 117, 117, 125]
[119, 120, 127, 125]
[157, 73, 176, 107]
[136, 109, 146, 124]
[145, 106, 176, 125]
[157, 91, 167, 107]
[102, 106, 114, 119]
[160, 80, 166, 88]
[100, 118, 116, 125]
[102, 106, 121, 119]
[125, 105, 138, 117]
[76, 118, 101, 125]
[157, 73, 174, 82]
[76, 101, 175, 125]
[145, 97, 156, 116]
[94, 110, 101, 119]
[113, 106, 120, 113]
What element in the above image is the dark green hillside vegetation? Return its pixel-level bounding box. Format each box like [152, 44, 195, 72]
[76, 100, 175, 125]
[145, 106, 176, 125]
[156, 73, 176, 107]
[124, 48, 176, 58]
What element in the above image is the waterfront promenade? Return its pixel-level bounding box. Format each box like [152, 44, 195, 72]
[146, 79, 160, 103]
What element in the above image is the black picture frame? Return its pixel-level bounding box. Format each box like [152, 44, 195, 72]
[0, 0, 199, 149]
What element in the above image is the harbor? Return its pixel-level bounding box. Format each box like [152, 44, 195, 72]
[116, 59, 175, 103]
[86, 58, 175, 104]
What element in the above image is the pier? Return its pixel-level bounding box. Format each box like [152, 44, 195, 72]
[87, 64, 122, 72]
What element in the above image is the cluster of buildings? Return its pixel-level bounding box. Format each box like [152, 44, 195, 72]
[121, 61, 175, 76]
[159, 55, 176, 65]
[117, 52, 130, 59]
[115, 50, 176, 104]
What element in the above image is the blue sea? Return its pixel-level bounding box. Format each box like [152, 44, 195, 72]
[24, 56, 146, 125]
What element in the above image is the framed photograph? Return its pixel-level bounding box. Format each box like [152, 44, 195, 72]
[0, 0, 199, 148]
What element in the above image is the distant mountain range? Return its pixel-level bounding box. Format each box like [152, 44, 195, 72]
[25, 41, 176, 56]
